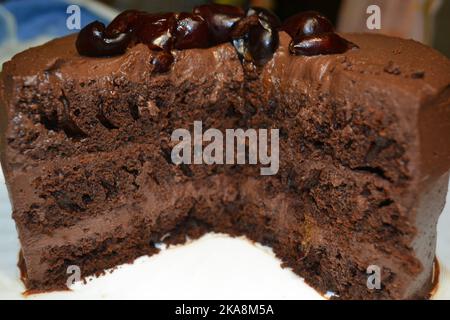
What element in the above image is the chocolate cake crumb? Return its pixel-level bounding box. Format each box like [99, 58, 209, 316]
[384, 61, 401, 75]
[411, 70, 425, 79]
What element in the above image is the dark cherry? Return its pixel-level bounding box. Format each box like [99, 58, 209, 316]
[289, 32, 357, 56]
[232, 37, 248, 62]
[77, 8, 352, 64]
[132, 12, 177, 51]
[76, 21, 131, 57]
[151, 51, 175, 73]
[193, 4, 245, 44]
[248, 24, 279, 66]
[105, 10, 142, 35]
[231, 15, 260, 38]
[231, 16, 261, 62]
[231, 14, 279, 66]
[282, 11, 334, 38]
[246, 7, 281, 29]
[173, 13, 210, 50]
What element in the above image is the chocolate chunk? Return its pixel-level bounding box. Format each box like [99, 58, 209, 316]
[411, 70, 425, 79]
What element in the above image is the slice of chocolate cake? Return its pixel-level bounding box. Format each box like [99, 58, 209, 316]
[1, 6, 449, 299]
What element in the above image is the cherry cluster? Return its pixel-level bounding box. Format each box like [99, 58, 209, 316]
[75, 6, 357, 72]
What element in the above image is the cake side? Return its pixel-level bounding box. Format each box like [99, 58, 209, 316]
[1, 31, 450, 299]
[257, 32, 450, 299]
[0, 34, 249, 291]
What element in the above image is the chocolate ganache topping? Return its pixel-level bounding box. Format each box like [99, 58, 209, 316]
[76, 5, 357, 71]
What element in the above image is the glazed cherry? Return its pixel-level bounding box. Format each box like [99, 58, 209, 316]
[77, 8, 353, 64]
[289, 32, 357, 56]
[231, 15, 260, 60]
[151, 51, 175, 73]
[76, 21, 131, 57]
[231, 14, 279, 66]
[173, 13, 210, 50]
[132, 12, 177, 51]
[193, 4, 245, 44]
[105, 10, 142, 35]
[246, 7, 281, 29]
[248, 24, 279, 66]
[282, 11, 334, 39]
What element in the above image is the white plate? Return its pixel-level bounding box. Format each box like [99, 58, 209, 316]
[0, 166, 449, 300]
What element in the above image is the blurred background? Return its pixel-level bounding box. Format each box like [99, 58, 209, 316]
[0, 0, 449, 67]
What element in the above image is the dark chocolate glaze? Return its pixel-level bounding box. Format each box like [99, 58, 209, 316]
[76, 5, 356, 70]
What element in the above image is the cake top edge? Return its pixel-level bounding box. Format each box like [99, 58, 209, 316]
[2, 31, 449, 95]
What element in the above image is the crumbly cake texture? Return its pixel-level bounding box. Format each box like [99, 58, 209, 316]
[1, 32, 450, 299]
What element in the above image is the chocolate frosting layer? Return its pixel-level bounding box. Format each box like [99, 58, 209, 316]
[3, 32, 449, 93]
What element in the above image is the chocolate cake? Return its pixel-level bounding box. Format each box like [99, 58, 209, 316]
[1, 6, 450, 299]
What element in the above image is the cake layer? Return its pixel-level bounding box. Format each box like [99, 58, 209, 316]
[1, 30, 450, 299]
[16, 159, 439, 299]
